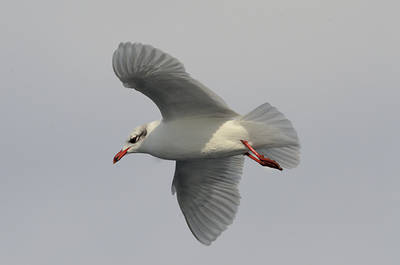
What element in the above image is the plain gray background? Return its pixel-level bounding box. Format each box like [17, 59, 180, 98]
[1, 0, 399, 264]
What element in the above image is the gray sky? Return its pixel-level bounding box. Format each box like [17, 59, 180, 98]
[1, 0, 399, 264]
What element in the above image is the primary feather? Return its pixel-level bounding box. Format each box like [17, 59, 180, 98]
[112, 42, 237, 120]
[172, 155, 244, 245]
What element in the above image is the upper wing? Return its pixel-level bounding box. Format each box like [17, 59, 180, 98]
[171, 155, 244, 245]
[112, 42, 238, 121]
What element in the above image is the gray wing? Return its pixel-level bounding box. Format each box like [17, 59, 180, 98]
[112, 42, 238, 121]
[171, 155, 244, 245]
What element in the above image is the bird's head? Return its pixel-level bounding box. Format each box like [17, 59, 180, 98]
[113, 124, 148, 164]
[113, 120, 160, 164]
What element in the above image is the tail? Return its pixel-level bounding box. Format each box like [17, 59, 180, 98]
[241, 103, 300, 169]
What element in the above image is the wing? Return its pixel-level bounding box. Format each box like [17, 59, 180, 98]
[112, 42, 238, 121]
[171, 155, 244, 245]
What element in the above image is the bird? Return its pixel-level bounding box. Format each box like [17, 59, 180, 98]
[112, 42, 300, 245]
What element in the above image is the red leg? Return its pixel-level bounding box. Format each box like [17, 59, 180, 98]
[241, 140, 283, 171]
[245, 152, 262, 163]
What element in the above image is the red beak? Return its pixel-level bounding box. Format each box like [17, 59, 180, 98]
[113, 147, 129, 164]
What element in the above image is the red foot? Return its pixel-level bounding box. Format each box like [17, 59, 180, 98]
[241, 140, 282, 171]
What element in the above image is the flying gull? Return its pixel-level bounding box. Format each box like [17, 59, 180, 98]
[112, 42, 300, 245]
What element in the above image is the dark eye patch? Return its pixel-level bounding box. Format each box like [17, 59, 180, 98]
[129, 136, 138, 144]
[128, 129, 147, 144]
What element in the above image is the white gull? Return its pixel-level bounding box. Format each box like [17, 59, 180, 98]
[112, 42, 300, 245]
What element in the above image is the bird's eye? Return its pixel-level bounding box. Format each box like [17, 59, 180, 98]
[129, 136, 138, 144]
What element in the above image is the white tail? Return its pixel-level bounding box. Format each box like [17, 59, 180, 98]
[242, 103, 300, 169]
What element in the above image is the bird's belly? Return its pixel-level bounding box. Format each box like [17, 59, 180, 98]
[143, 118, 249, 160]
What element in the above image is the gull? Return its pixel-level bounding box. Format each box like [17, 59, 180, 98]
[112, 42, 300, 245]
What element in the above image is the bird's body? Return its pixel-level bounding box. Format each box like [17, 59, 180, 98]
[140, 116, 296, 160]
[141, 118, 247, 160]
[112, 42, 301, 245]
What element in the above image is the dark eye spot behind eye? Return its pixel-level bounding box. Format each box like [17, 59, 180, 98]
[129, 136, 138, 144]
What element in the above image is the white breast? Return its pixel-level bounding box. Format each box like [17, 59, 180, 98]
[141, 117, 249, 160]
